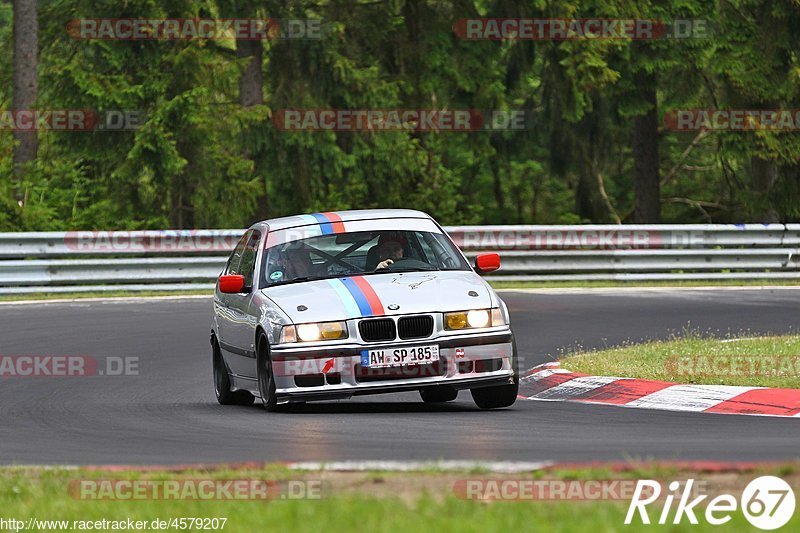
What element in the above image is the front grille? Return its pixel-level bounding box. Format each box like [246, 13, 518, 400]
[354, 360, 447, 383]
[358, 318, 396, 342]
[398, 315, 434, 339]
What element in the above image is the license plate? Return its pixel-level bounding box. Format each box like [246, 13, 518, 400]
[362, 344, 439, 368]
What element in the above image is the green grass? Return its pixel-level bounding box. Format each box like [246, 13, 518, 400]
[0, 290, 211, 302]
[561, 334, 800, 388]
[2, 466, 796, 532]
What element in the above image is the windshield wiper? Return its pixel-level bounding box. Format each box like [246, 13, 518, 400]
[267, 275, 328, 287]
[371, 267, 439, 274]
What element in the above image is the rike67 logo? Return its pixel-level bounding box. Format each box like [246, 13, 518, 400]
[626, 476, 796, 530]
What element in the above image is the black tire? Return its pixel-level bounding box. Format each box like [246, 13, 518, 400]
[256, 334, 281, 412]
[420, 386, 458, 403]
[470, 335, 519, 409]
[212, 337, 254, 406]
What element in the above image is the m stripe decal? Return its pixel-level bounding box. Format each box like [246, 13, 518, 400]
[310, 212, 346, 235]
[350, 276, 385, 315]
[338, 276, 384, 317]
[327, 279, 361, 317]
[321, 212, 346, 233]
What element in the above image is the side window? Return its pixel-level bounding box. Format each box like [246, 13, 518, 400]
[225, 231, 250, 275]
[238, 230, 262, 289]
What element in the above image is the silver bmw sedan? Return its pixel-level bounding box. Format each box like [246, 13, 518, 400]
[211, 209, 518, 411]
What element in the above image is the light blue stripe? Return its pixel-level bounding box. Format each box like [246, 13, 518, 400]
[298, 214, 319, 226]
[340, 277, 373, 316]
[310, 213, 334, 235]
[328, 279, 361, 317]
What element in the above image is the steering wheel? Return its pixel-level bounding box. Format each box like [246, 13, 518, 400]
[375, 256, 408, 271]
[379, 257, 433, 271]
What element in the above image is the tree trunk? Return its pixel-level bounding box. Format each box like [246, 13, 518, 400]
[632, 73, 660, 223]
[750, 156, 779, 222]
[12, 0, 38, 205]
[236, 37, 265, 220]
[236, 39, 263, 108]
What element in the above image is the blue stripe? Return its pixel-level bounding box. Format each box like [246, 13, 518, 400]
[327, 279, 361, 317]
[361, 350, 370, 367]
[310, 213, 334, 235]
[340, 277, 372, 316]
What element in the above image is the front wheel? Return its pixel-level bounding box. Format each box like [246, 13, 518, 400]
[256, 334, 280, 412]
[213, 338, 254, 406]
[470, 336, 519, 409]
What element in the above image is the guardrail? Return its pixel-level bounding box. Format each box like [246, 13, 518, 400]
[0, 224, 797, 293]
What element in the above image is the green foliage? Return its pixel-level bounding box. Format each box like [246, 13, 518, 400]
[1, 0, 799, 230]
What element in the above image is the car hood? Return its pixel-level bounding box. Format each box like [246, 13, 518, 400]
[261, 271, 493, 323]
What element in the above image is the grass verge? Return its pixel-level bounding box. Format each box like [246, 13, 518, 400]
[0, 290, 211, 302]
[2, 465, 798, 532]
[561, 334, 800, 388]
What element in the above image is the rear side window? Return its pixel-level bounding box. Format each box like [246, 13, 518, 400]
[237, 230, 262, 288]
[225, 232, 250, 275]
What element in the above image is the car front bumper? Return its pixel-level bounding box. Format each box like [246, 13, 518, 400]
[269, 329, 515, 403]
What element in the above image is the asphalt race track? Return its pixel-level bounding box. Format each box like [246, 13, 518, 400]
[1, 287, 799, 466]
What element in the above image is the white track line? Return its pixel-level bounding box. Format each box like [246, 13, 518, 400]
[530, 375, 627, 400]
[623, 385, 757, 412]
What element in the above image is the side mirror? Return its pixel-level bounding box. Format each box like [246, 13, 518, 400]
[219, 274, 245, 294]
[474, 253, 500, 274]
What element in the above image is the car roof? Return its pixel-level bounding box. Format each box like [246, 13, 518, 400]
[250, 209, 433, 232]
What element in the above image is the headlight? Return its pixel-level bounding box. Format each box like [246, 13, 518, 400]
[444, 308, 502, 330]
[281, 321, 348, 343]
[467, 309, 490, 328]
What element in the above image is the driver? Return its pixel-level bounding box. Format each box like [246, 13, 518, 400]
[375, 240, 404, 270]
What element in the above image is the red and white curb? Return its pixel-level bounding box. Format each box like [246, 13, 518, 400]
[520, 362, 800, 418]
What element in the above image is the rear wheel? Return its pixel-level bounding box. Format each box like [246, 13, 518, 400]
[256, 334, 280, 412]
[470, 336, 519, 409]
[420, 386, 458, 403]
[212, 337, 254, 406]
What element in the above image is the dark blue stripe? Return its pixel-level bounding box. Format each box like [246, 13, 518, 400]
[340, 277, 372, 316]
[360, 350, 370, 367]
[310, 213, 334, 235]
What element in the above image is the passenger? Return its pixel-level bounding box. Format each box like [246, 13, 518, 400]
[282, 247, 315, 279]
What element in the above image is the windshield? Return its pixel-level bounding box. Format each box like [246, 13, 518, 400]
[261, 229, 469, 287]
